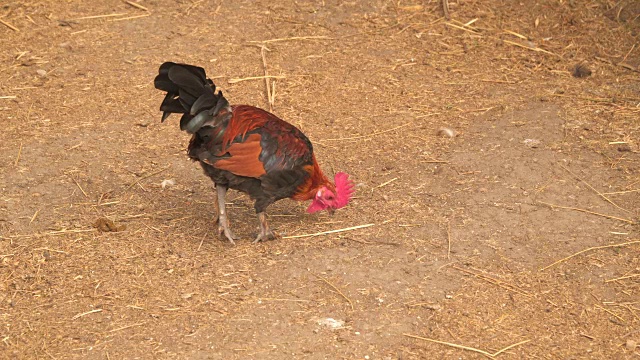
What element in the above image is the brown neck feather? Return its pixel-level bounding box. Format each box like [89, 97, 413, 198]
[292, 156, 333, 201]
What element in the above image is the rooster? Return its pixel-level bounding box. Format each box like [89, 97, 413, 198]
[154, 62, 354, 244]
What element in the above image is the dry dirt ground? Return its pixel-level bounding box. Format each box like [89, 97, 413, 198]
[1, 0, 640, 359]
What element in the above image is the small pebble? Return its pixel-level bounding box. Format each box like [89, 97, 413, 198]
[36, 69, 47, 77]
[317, 317, 344, 330]
[161, 179, 176, 189]
[523, 138, 541, 148]
[626, 339, 637, 351]
[437, 127, 456, 138]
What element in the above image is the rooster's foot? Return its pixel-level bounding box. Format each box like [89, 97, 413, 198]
[215, 185, 236, 245]
[253, 212, 277, 243]
[218, 225, 238, 245]
[253, 230, 277, 243]
[217, 214, 237, 245]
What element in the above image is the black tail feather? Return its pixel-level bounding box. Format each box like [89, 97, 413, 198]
[154, 62, 228, 133]
[190, 91, 216, 115]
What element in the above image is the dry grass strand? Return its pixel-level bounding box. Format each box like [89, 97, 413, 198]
[309, 271, 354, 311]
[452, 265, 531, 297]
[537, 201, 635, 224]
[282, 223, 375, 239]
[248, 36, 332, 44]
[0, 19, 19, 32]
[560, 164, 631, 214]
[540, 240, 640, 271]
[124, 1, 148, 11]
[323, 123, 411, 141]
[404, 333, 530, 358]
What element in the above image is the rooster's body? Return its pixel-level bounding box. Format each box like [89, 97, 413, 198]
[154, 62, 353, 244]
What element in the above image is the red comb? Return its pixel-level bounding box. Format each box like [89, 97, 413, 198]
[334, 172, 354, 208]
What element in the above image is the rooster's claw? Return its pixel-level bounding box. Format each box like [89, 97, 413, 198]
[253, 230, 277, 243]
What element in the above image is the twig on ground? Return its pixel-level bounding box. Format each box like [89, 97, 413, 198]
[72, 309, 102, 320]
[560, 164, 631, 214]
[125, 165, 171, 191]
[445, 22, 478, 34]
[536, 201, 635, 224]
[258, 298, 311, 302]
[621, 44, 636, 63]
[323, 123, 411, 141]
[248, 36, 332, 44]
[601, 188, 640, 195]
[6, 228, 96, 239]
[282, 223, 374, 239]
[259, 45, 274, 112]
[503, 29, 528, 40]
[452, 265, 531, 297]
[480, 79, 517, 84]
[404, 333, 530, 358]
[596, 56, 640, 73]
[47, 229, 95, 235]
[228, 75, 285, 84]
[447, 219, 452, 260]
[502, 39, 559, 56]
[32, 247, 68, 254]
[111, 14, 150, 21]
[197, 233, 206, 251]
[0, 19, 19, 32]
[605, 274, 640, 283]
[375, 178, 398, 189]
[72, 13, 128, 20]
[14, 142, 22, 166]
[108, 322, 145, 332]
[550, 93, 618, 103]
[71, 177, 89, 197]
[594, 304, 625, 323]
[29, 209, 40, 225]
[309, 271, 354, 310]
[540, 240, 640, 271]
[460, 106, 496, 113]
[124, 0, 148, 11]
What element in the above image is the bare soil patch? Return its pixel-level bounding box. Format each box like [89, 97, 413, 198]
[1, 0, 639, 359]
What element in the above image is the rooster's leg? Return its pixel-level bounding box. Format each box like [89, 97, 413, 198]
[253, 212, 277, 243]
[213, 191, 220, 225]
[216, 185, 237, 245]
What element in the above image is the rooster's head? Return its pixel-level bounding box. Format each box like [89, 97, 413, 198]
[306, 172, 354, 214]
